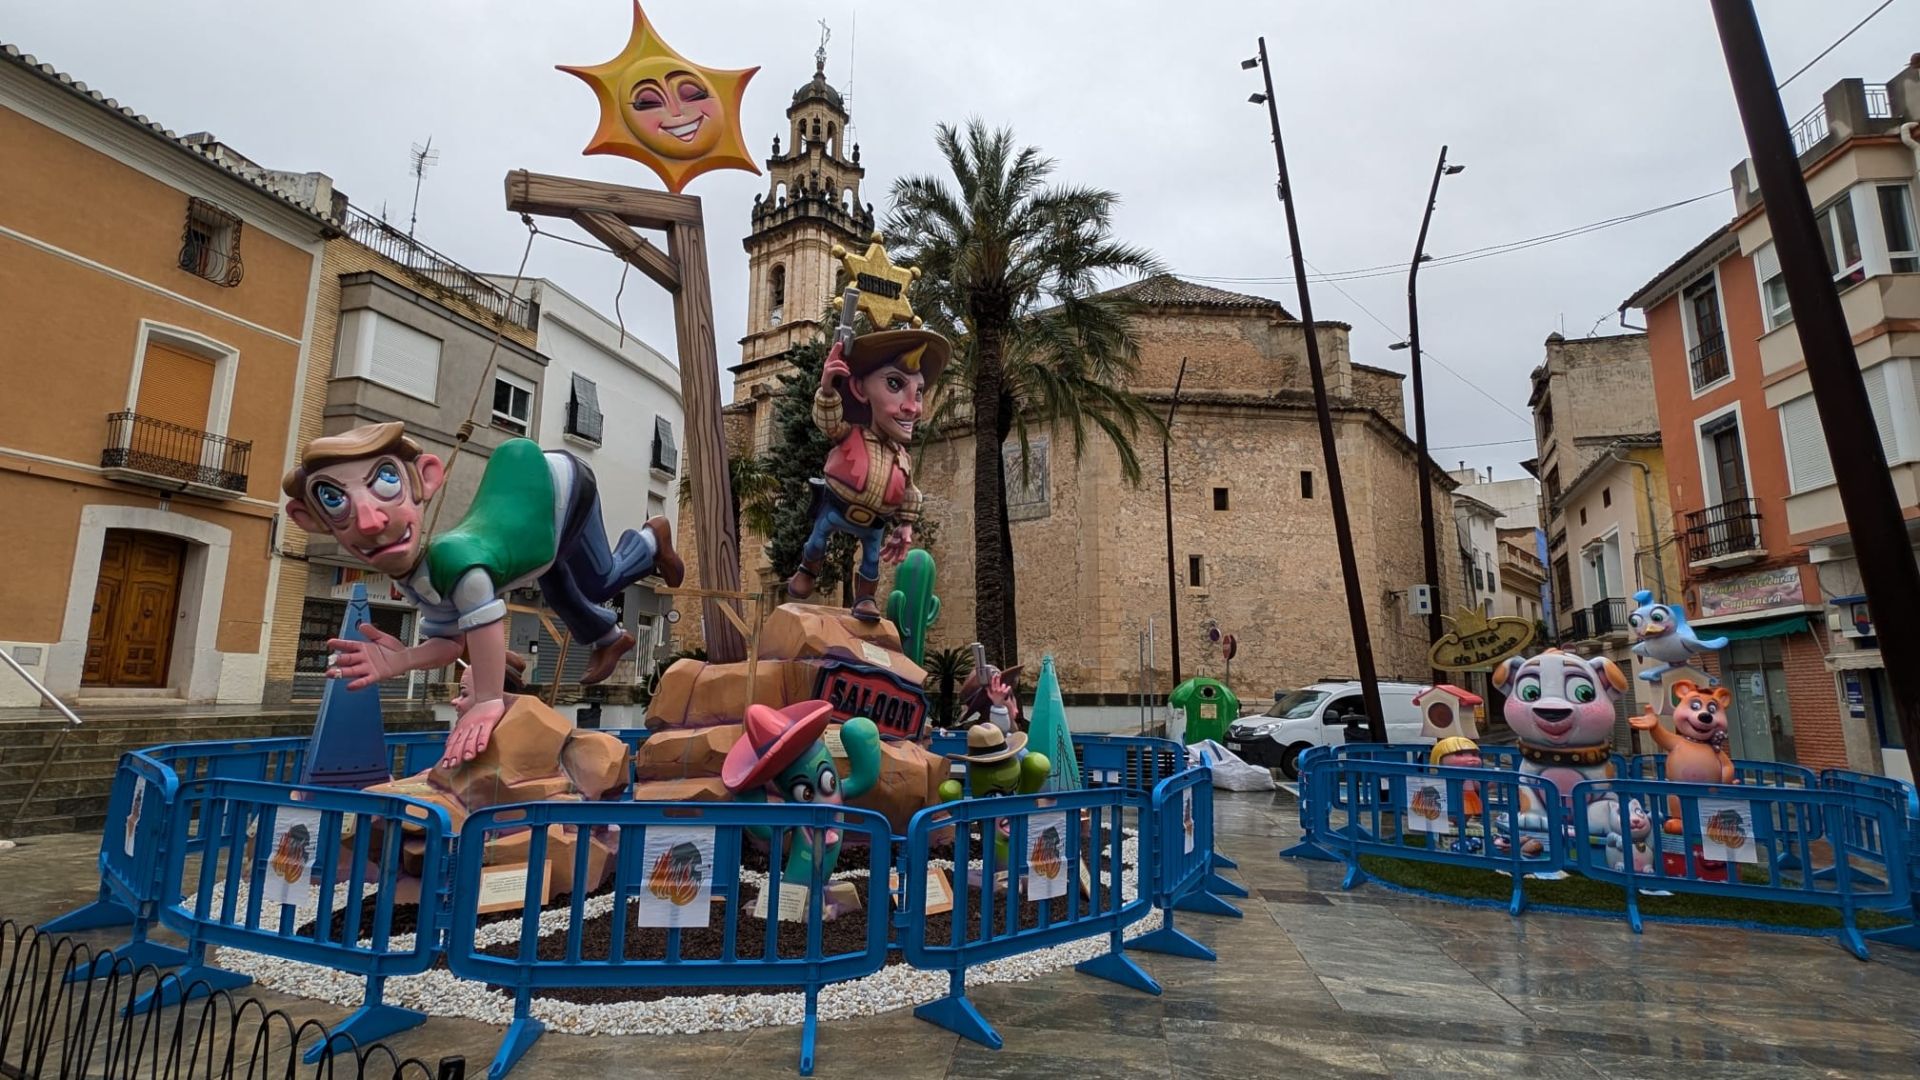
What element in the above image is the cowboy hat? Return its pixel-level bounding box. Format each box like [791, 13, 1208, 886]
[945, 723, 1027, 766]
[722, 700, 835, 793]
[838, 328, 951, 430]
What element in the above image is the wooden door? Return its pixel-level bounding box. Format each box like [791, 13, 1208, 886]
[82, 531, 186, 688]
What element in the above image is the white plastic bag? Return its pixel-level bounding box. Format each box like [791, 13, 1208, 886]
[1189, 739, 1277, 791]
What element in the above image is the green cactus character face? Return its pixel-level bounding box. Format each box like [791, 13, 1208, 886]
[752, 717, 883, 883]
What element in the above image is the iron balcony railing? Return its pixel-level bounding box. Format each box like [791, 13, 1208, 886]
[339, 206, 535, 330]
[1790, 85, 1894, 157]
[101, 411, 251, 494]
[1684, 497, 1764, 564]
[1688, 329, 1730, 389]
[1558, 597, 1630, 644]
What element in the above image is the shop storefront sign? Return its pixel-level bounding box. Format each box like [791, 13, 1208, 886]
[1695, 565, 1807, 620]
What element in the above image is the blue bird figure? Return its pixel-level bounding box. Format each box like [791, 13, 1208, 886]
[1628, 589, 1728, 683]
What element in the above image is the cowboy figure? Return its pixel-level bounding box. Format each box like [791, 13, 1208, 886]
[787, 326, 949, 620]
[283, 421, 682, 768]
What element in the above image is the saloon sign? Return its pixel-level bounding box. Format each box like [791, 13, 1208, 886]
[813, 659, 930, 740]
[1427, 608, 1537, 672]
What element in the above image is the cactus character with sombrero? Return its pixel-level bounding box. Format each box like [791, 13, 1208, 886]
[722, 701, 881, 890]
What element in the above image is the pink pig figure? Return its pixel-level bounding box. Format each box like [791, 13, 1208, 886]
[1493, 649, 1629, 840]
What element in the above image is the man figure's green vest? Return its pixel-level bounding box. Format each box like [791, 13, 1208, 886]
[425, 438, 559, 595]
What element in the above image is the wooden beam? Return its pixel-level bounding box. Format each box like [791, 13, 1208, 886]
[571, 209, 679, 291]
[506, 170, 702, 231]
[665, 214, 747, 663]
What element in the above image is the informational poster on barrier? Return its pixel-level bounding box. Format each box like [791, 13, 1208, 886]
[1698, 798, 1759, 864]
[639, 826, 715, 928]
[262, 808, 321, 908]
[1025, 811, 1069, 901]
[1406, 779, 1451, 834]
[1182, 789, 1197, 853]
[124, 778, 146, 858]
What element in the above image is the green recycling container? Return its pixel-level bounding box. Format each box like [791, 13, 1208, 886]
[1169, 677, 1239, 746]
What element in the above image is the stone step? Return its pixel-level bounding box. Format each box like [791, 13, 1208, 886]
[4, 811, 106, 838]
[0, 716, 440, 761]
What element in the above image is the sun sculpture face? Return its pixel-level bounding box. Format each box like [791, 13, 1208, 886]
[558, 1, 759, 193]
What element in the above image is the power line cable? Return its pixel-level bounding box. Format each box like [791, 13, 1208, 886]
[1777, 0, 1897, 89]
[1184, 188, 1729, 286]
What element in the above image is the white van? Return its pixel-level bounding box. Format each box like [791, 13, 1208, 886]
[1224, 680, 1430, 779]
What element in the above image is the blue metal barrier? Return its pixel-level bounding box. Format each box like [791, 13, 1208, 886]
[446, 799, 893, 1078]
[903, 786, 1156, 1049]
[1317, 758, 1566, 915]
[1073, 733, 1186, 791]
[1821, 768, 1919, 943]
[1279, 745, 1336, 861]
[149, 777, 451, 1038]
[1569, 777, 1909, 959]
[1624, 753, 1816, 788]
[1132, 760, 1240, 962]
[45, 752, 188, 977]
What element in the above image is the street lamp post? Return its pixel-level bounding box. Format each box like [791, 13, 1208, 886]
[1163, 357, 1189, 692]
[1247, 39, 1386, 740]
[1708, 0, 1920, 778]
[1397, 146, 1464, 685]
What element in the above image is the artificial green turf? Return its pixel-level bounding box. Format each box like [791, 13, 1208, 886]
[1357, 853, 1907, 931]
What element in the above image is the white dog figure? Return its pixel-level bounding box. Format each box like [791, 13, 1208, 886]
[1493, 649, 1628, 840]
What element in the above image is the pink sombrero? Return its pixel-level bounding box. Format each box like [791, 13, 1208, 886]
[722, 700, 835, 792]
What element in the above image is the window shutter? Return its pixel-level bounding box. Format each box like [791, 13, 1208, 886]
[1781, 395, 1835, 492]
[136, 342, 216, 429]
[368, 314, 442, 401]
[569, 373, 604, 442]
[652, 416, 679, 474]
[1865, 363, 1899, 461]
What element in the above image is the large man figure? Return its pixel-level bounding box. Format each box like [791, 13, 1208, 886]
[786, 327, 948, 620]
[283, 422, 681, 767]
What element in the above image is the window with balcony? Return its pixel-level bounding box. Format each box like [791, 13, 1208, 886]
[566, 373, 603, 444]
[1879, 184, 1919, 273]
[491, 371, 534, 436]
[1755, 242, 1792, 330]
[103, 331, 249, 496]
[1682, 272, 1729, 390]
[1816, 194, 1865, 286]
[179, 197, 243, 286]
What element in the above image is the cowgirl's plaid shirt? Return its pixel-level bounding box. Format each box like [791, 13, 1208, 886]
[814, 386, 923, 525]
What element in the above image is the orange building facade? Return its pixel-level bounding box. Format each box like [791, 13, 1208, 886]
[0, 47, 332, 706]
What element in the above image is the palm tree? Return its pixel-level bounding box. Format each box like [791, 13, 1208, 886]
[680, 455, 779, 541]
[923, 645, 975, 727]
[887, 119, 1164, 665]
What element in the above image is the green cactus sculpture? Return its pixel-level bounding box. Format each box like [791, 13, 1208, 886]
[886, 548, 940, 665]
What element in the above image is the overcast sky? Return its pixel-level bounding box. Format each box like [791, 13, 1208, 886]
[8, 1, 1913, 479]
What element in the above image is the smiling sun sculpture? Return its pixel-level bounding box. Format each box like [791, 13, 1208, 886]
[559, 1, 759, 193]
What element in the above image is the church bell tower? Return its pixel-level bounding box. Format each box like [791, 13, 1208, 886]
[732, 41, 874, 454]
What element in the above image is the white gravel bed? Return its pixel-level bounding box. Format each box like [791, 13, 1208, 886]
[211, 833, 1171, 1037]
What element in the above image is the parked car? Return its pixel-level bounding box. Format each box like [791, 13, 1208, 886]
[1224, 680, 1430, 779]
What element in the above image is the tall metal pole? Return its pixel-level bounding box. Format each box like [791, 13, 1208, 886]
[1162, 358, 1189, 692]
[1254, 38, 1386, 739]
[1708, 0, 1920, 777]
[1408, 146, 1451, 685]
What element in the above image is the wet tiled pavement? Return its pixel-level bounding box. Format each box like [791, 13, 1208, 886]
[6, 788, 1920, 1078]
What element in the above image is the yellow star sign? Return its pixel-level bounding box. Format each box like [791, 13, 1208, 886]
[833, 232, 922, 328]
[558, 2, 760, 194]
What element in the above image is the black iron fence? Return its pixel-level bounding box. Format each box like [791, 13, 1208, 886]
[340, 206, 534, 330]
[0, 920, 463, 1080]
[1688, 330, 1730, 389]
[101, 412, 250, 494]
[1684, 497, 1764, 564]
[1558, 597, 1630, 643]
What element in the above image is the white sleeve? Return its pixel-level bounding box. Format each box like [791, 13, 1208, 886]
[990, 705, 1012, 730]
[450, 568, 506, 632]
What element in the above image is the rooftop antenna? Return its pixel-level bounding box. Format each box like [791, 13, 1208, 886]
[407, 136, 438, 239]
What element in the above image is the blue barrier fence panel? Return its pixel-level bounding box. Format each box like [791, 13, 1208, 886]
[1569, 778, 1909, 959]
[1316, 759, 1566, 916]
[903, 786, 1157, 1049]
[52, 752, 189, 975]
[446, 799, 893, 1079]
[143, 777, 451, 1013]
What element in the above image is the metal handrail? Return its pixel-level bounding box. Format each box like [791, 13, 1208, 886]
[0, 647, 84, 837]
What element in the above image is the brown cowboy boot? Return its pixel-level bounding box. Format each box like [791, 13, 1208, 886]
[850, 573, 881, 622]
[787, 558, 824, 600]
[581, 628, 636, 685]
[644, 517, 684, 587]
